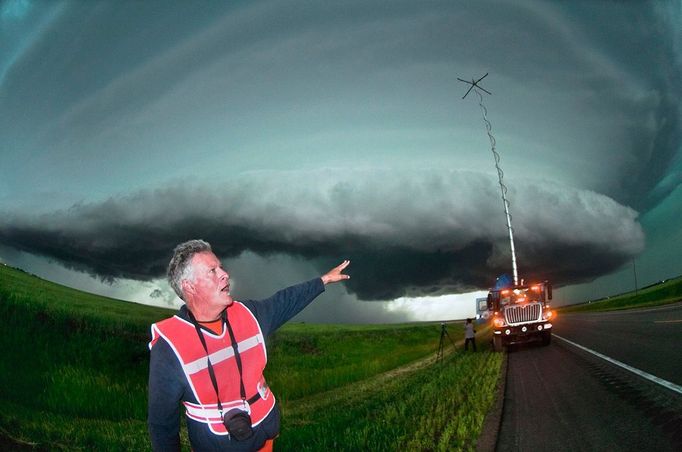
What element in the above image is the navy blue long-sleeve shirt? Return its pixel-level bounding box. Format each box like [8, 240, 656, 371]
[148, 278, 325, 451]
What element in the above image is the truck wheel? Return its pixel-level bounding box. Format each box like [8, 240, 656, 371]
[493, 335, 504, 352]
[541, 331, 552, 346]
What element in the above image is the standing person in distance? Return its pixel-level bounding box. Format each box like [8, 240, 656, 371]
[148, 239, 350, 451]
[464, 318, 477, 352]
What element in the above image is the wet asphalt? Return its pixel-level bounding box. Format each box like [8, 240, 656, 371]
[495, 302, 682, 451]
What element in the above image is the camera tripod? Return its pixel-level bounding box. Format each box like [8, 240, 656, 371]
[436, 322, 456, 363]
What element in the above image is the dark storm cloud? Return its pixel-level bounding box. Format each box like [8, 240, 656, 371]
[2, 1, 679, 218]
[0, 169, 643, 300]
[556, 1, 682, 212]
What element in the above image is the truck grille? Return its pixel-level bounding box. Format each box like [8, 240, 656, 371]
[504, 303, 542, 325]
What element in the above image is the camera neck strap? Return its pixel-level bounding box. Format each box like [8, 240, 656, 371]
[187, 308, 248, 415]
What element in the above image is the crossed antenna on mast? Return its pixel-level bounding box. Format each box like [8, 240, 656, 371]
[457, 73, 491, 99]
[458, 72, 519, 285]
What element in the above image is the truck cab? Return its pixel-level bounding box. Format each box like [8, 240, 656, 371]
[487, 281, 554, 351]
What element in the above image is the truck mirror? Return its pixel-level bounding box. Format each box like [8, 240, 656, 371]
[486, 293, 492, 310]
[547, 284, 553, 300]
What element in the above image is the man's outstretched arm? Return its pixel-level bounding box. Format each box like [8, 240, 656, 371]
[321, 259, 351, 285]
[244, 260, 351, 335]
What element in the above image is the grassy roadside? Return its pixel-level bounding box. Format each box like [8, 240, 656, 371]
[557, 275, 682, 313]
[0, 263, 499, 450]
[279, 328, 500, 451]
[267, 322, 447, 402]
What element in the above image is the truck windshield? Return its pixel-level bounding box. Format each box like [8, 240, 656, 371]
[499, 286, 543, 304]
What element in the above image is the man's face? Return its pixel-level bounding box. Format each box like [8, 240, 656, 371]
[187, 251, 233, 310]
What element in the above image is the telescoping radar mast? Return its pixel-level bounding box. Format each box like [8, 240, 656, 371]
[458, 73, 518, 285]
[459, 74, 554, 352]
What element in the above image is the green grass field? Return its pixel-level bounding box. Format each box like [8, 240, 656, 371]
[0, 263, 501, 451]
[557, 275, 682, 313]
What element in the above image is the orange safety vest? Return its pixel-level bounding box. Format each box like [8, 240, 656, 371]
[149, 302, 275, 435]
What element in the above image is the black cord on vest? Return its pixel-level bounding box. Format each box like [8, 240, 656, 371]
[223, 310, 248, 403]
[186, 309, 258, 419]
[187, 309, 230, 416]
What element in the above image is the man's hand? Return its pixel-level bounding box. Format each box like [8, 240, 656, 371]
[321, 260, 351, 285]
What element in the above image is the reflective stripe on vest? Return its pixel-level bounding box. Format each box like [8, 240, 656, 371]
[183, 399, 250, 424]
[183, 334, 264, 375]
[150, 302, 275, 435]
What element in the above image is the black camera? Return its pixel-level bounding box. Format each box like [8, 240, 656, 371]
[223, 408, 254, 441]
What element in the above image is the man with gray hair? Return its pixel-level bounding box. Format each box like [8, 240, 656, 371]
[148, 239, 350, 451]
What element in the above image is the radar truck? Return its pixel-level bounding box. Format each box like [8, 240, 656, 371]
[487, 281, 554, 351]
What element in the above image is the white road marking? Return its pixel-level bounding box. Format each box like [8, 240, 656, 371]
[554, 334, 682, 396]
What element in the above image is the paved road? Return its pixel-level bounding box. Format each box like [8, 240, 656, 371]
[496, 302, 682, 451]
[554, 302, 682, 385]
